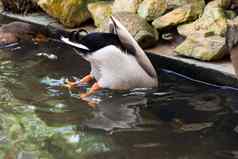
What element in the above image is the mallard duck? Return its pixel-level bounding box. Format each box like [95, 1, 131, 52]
[61, 16, 158, 97]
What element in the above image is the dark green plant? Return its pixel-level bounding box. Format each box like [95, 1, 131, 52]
[1, 0, 40, 14]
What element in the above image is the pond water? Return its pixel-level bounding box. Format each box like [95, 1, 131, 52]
[0, 31, 238, 159]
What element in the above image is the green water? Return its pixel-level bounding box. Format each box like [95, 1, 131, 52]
[0, 38, 237, 159]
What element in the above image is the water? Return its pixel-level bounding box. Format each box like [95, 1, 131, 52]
[0, 32, 237, 159]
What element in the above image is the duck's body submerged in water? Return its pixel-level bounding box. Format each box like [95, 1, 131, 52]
[61, 17, 158, 97]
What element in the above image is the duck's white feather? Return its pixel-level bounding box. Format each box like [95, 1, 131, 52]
[61, 37, 90, 50]
[86, 45, 158, 89]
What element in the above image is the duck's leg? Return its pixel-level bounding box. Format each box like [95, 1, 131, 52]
[80, 74, 94, 84]
[64, 74, 93, 89]
[80, 82, 102, 98]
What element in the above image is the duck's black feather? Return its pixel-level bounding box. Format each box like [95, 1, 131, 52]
[73, 32, 136, 56]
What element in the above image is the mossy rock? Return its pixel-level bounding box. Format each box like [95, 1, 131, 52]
[38, 0, 91, 28]
[137, 0, 167, 21]
[166, 0, 194, 10]
[176, 0, 234, 61]
[175, 33, 228, 61]
[227, 17, 238, 49]
[88, 1, 113, 27]
[152, 0, 205, 30]
[177, 4, 228, 37]
[112, 0, 143, 13]
[100, 12, 159, 49]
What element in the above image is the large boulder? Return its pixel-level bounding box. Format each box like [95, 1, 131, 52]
[166, 0, 191, 10]
[177, 0, 230, 37]
[88, 1, 113, 27]
[152, 0, 205, 30]
[175, 33, 228, 61]
[38, 0, 91, 28]
[175, 0, 233, 61]
[100, 12, 159, 49]
[112, 0, 142, 13]
[137, 0, 167, 21]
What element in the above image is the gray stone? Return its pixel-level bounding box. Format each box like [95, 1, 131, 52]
[177, 1, 228, 37]
[226, 17, 238, 50]
[112, 0, 142, 13]
[137, 0, 167, 21]
[152, 0, 205, 30]
[175, 0, 235, 61]
[100, 12, 159, 49]
[175, 33, 228, 61]
[88, 1, 113, 27]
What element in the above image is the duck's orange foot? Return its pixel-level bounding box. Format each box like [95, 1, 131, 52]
[80, 82, 102, 98]
[80, 74, 93, 84]
[64, 78, 79, 89]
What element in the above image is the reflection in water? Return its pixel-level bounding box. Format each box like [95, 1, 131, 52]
[0, 36, 237, 159]
[84, 95, 146, 131]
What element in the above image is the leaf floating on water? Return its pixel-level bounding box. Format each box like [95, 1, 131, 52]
[179, 122, 213, 132]
[152, 92, 173, 96]
[215, 150, 238, 159]
[109, 127, 156, 135]
[133, 143, 163, 148]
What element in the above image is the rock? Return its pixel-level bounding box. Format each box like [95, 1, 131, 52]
[17, 151, 38, 159]
[215, 0, 231, 8]
[100, 12, 159, 48]
[228, 18, 238, 76]
[161, 32, 174, 41]
[231, 0, 238, 13]
[175, 0, 237, 61]
[231, 46, 238, 76]
[226, 17, 238, 49]
[0, 22, 48, 44]
[152, 0, 205, 30]
[88, 1, 113, 27]
[166, 0, 200, 10]
[38, 0, 91, 28]
[175, 33, 228, 61]
[225, 10, 237, 19]
[137, 0, 167, 21]
[178, 1, 228, 37]
[166, 0, 188, 10]
[112, 0, 142, 13]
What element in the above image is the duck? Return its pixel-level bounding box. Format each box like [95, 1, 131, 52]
[61, 16, 158, 97]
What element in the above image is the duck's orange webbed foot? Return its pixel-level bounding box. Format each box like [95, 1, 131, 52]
[80, 74, 94, 84]
[64, 74, 93, 89]
[64, 78, 79, 89]
[80, 82, 102, 99]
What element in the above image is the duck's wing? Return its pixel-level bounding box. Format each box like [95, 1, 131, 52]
[109, 16, 157, 78]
